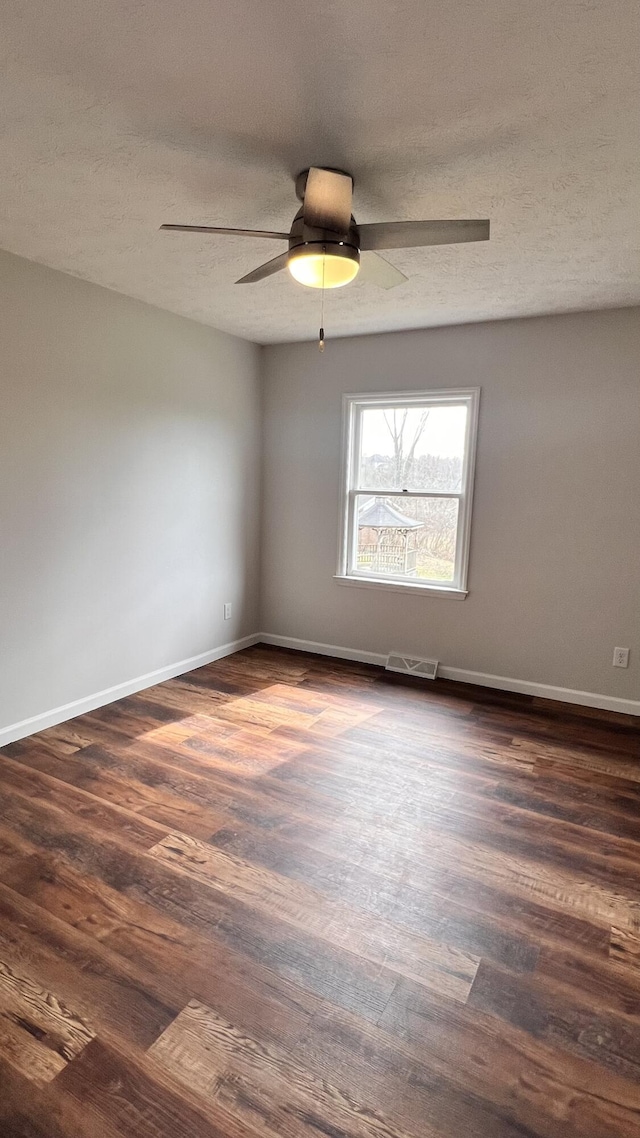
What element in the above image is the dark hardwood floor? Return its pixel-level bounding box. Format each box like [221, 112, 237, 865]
[1, 644, 640, 1137]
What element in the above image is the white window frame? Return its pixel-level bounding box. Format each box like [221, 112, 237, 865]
[335, 388, 480, 599]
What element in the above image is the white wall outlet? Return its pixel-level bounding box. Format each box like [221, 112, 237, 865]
[613, 647, 629, 668]
[223, 602, 232, 620]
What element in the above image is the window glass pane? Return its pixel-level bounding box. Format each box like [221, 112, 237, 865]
[357, 404, 467, 492]
[355, 494, 459, 583]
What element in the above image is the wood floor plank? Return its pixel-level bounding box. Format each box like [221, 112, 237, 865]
[278, 803, 640, 929]
[57, 1036, 257, 1138]
[534, 941, 640, 1018]
[0, 884, 114, 1088]
[511, 733, 640, 774]
[0, 1010, 68, 1086]
[0, 1053, 120, 1138]
[58, 737, 300, 823]
[0, 753, 168, 850]
[0, 821, 38, 878]
[0, 954, 95, 1066]
[84, 734, 346, 830]
[176, 726, 307, 777]
[150, 999, 429, 1138]
[0, 643, 639, 1138]
[5, 740, 229, 840]
[212, 693, 326, 732]
[0, 790, 398, 1023]
[150, 830, 480, 1001]
[272, 745, 640, 888]
[378, 975, 640, 1138]
[0, 881, 177, 1049]
[611, 927, 640, 972]
[1, 848, 322, 1049]
[484, 775, 640, 846]
[209, 820, 542, 972]
[294, 1002, 531, 1138]
[468, 957, 640, 1083]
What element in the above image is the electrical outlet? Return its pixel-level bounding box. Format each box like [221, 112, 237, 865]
[223, 602, 232, 620]
[613, 647, 629, 668]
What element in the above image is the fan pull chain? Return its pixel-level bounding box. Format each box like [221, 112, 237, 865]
[318, 247, 326, 352]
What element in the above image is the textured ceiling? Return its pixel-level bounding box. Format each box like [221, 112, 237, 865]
[1, 0, 639, 343]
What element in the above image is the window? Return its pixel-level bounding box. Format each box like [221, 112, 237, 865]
[337, 389, 480, 598]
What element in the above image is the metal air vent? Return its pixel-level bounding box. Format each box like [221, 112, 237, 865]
[385, 653, 439, 680]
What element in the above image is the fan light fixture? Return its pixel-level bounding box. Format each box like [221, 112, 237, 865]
[288, 243, 360, 289]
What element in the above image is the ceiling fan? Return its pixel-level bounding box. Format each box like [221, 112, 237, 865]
[161, 167, 490, 291]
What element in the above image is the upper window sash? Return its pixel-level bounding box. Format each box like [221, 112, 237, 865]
[347, 392, 476, 493]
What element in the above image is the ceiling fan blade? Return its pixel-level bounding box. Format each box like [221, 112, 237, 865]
[160, 224, 289, 239]
[358, 252, 408, 290]
[235, 250, 290, 284]
[303, 168, 353, 232]
[358, 219, 490, 250]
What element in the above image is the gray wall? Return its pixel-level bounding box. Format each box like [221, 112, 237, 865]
[0, 249, 261, 732]
[261, 309, 640, 702]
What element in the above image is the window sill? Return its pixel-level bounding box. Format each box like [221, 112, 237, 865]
[333, 575, 468, 600]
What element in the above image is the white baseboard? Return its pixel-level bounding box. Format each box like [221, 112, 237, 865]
[437, 665, 640, 716]
[0, 633, 261, 747]
[260, 632, 387, 668]
[259, 633, 640, 717]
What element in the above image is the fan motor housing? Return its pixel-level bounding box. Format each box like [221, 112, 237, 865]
[288, 207, 360, 253]
[287, 208, 361, 287]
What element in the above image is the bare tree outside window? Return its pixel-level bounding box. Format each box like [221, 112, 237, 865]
[382, 408, 431, 487]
